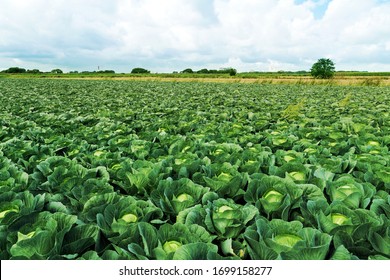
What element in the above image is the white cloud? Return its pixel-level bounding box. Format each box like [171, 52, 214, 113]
[0, 0, 389, 72]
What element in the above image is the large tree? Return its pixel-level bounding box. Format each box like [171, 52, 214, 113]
[310, 58, 335, 79]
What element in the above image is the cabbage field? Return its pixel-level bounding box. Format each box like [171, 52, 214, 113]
[0, 79, 389, 260]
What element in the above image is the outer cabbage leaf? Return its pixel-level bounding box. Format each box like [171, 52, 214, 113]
[245, 175, 303, 220]
[244, 218, 332, 260]
[9, 212, 77, 259]
[150, 177, 209, 217]
[153, 223, 215, 260]
[172, 242, 218, 260]
[327, 175, 375, 209]
[205, 198, 258, 239]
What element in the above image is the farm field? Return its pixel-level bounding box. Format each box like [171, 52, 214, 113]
[0, 79, 389, 260]
[2, 72, 390, 86]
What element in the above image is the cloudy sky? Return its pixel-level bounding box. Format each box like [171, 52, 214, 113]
[1, 0, 389, 73]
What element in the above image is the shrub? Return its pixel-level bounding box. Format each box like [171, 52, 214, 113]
[310, 58, 335, 79]
[3, 67, 26, 73]
[131, 68, 150, 74]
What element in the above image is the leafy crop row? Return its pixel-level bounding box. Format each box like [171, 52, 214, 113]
[0, 79, 389, 260]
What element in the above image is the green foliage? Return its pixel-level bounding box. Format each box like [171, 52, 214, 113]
[195, 68, 237, 75]
[26, 69, 42, 74]
[197, 68, 209, 74]
[338, 92, 352, 107]
[244, 218, 332, 260]
[0, 79, 389, 260]
[51, 69, 63, 74]
[181, 68, 194, 74]
[97, 70, 115, 74]
[281, 98, 306, 120]
[310, 58, 335, 79]
[131, 68, 150, 74]
[2, 67, 27, 73]
[229, 68, 237, 76]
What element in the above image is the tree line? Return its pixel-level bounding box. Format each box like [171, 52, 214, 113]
[0, 67, 238, 76]
[0, 67, 115, 74]
[1, 58, 337, 78]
